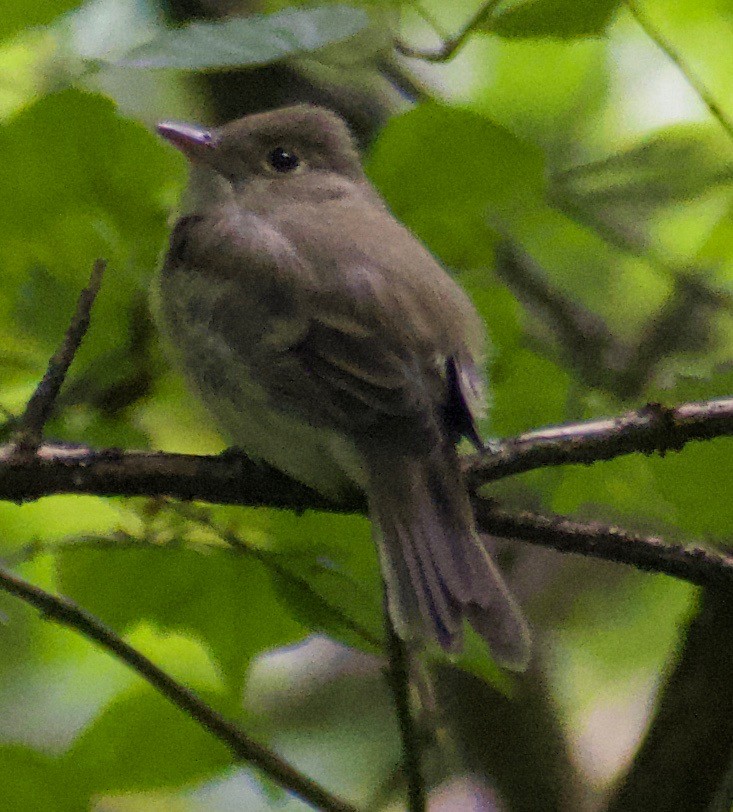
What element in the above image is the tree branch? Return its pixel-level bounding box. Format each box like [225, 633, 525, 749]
[493, 243, 624, 392]
[476, 506, 733, 590]
[1, 394, 732, 590]
[467, 397, 733, 486]
[607, 587, 733, 812]
[494, 244, 731, 400]
[0, 442, 359, 512]
[0, 561, 357, 812]
[13, 259, 105, 454]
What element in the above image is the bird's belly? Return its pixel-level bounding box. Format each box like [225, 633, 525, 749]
[170, 314, 365, 499]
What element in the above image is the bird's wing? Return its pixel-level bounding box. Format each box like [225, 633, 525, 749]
[249, 303, 445, 450]
[162, 198, 485, 449]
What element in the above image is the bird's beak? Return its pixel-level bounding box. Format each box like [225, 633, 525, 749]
[156, 121, 218, 163]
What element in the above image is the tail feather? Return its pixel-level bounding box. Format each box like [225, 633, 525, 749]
[409, 522, 463, 650]
[365, 445, 531, 669]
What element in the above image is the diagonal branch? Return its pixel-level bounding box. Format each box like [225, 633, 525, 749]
[0, 561, 357, 812]
[625, 0, 733, 145]
[13, 260, 106, 455]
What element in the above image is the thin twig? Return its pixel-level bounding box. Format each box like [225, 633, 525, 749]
[495, 241, 731, 400]
[14, 259, 106, 455]
[476, 505, 733, 589]
[383, 605, 426, 812]
[625, 0, 733, 144]
[0, 562, 357, 812]
[395, 0, 502, 62]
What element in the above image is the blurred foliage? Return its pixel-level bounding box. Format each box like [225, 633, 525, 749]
[0, 0, 732, 809]
[116, 6, 371, 70]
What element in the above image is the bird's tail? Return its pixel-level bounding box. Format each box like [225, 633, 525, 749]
[364, 445, 531, 669]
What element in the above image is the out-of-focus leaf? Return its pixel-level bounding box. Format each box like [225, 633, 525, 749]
[13, 265, 78, 340]
[114, 5, 370, 70]
[252, 510, 384, 652]
[651, 441, 733, 538]
[463, 274, 524, 359]
[0, 88, 182, 355]
[447, 627, 515, 695]
[59, 687, 232, 794]
[471, 36, 607, 149]
[552, 573, 694, 686]
[0, 498, 121, 548]
[506, 201, 669, 335]
[269, 555, 383, 652]
[491, 348, 571, 437]
[368, 102, 546, 221]
[0, 87, 183, 456]
[67, 0, 161, 61]
[551, 455, 672, 525]
[487, 0, 620, 39]
[0, 0, 81, 43]
[555, 125, 733, 214]
[0, 745, 85, 812]
[55, 544, 308, 691]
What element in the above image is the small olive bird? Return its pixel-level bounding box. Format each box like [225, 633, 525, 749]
[155, 105, 530, 668]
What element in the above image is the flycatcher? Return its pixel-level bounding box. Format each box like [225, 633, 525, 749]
[155, 104, 530, 668]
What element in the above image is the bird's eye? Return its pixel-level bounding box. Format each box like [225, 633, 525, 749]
[268, 147, 300, 173]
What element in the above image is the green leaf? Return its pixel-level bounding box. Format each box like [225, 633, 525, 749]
[0, 88, 183, 351]
[55, 543, 308, 691]
[368, 102, 546, 221]
[367, 102, 546, 278]
[60, 687, 232, 794]
[553, 573, 694, 684]
[0, 88, 183, 450]
[269, 555, 383, 652]
[252, 511, 384, 652]
[555, 124, 733, 214]
[651, 441, 733, 537]
[115, 5, 370, 70]
[488, 0, 620, 39]
[551, 454, 671, 524]
[491, 348, 571, 436]
[447, 627, 516, 695]
[0, 745, 85, 812]
[13, 265, 78, 341]
[0, 0, 81, 43]
[470, 36, 608, 145]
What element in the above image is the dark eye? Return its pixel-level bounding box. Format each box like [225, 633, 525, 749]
[268, 147, 300, 173]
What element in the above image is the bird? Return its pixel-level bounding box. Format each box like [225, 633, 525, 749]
[154, 104, 531, 668]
